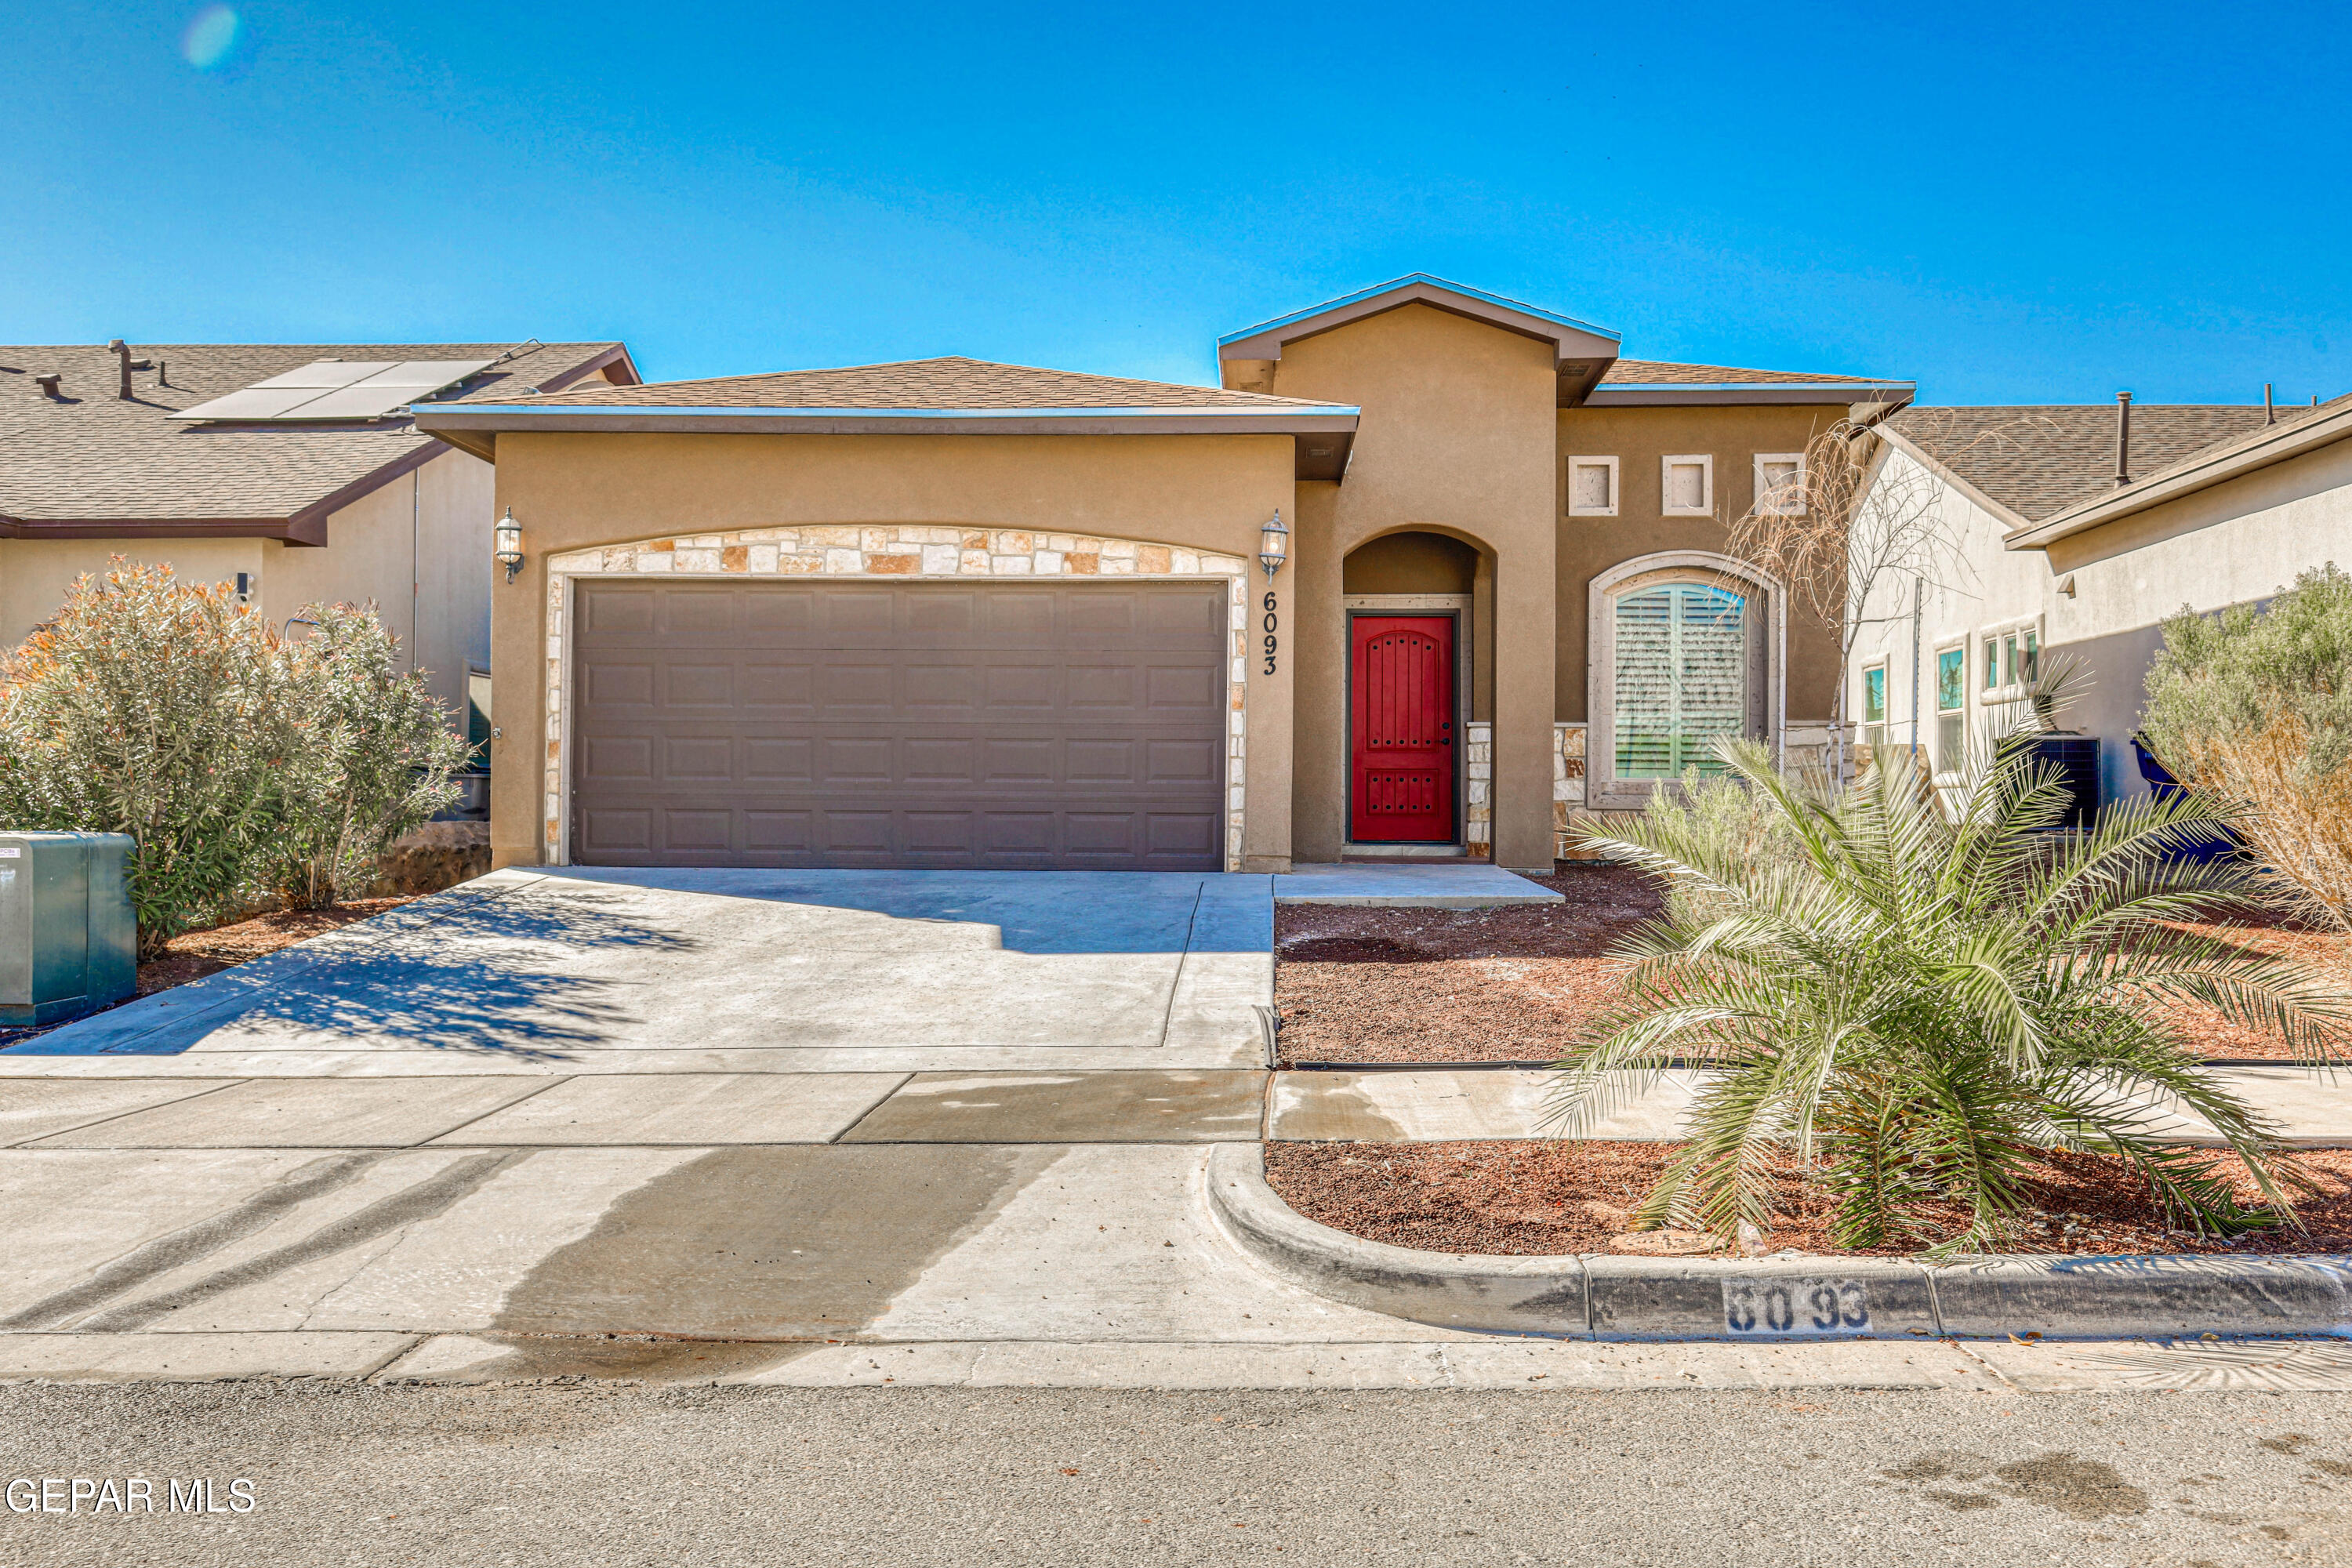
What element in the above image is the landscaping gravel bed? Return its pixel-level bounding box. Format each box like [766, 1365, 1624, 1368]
[1274, 863, 2346, 1066]
[1272, 862, 1657, 1065]
[135, 897, 418, 993]
[1262, 1138, 2352, 1258]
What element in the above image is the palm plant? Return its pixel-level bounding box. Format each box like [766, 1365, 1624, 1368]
[1548, 733, 2349, 1252]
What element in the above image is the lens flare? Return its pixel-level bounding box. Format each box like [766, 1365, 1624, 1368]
[181, 5, 239, 70]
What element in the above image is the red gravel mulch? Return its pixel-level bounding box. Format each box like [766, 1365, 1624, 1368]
[2154, 916, 2352, 1061]
[1274, 862, 2350, 1065]
[133, 898, 417, 993]
[1263, 1138, 2352, 1258]
[1273, 862, 1659, 1065]
[0, 898, 417, 1051]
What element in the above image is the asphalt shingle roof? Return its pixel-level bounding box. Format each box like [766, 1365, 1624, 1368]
[1885, 401, 2334, 524]
[506, 355, 1345, 411]
[1599, 358, 1891, 386]
[0, 341, 630, 524]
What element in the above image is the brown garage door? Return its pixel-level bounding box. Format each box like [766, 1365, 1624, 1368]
[569, 579, 1229, 869]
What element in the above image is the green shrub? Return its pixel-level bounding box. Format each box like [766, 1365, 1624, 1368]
[0, 562, 285, 956]
[2141, 564, 2352, 928]
[1635, 766, 1805, 928]
[1552, 737, 2347, 1252]
[263, 604, 468, 909]
[0, 561, 470, 953]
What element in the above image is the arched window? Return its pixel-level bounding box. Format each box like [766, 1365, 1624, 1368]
[1613, 580, 1749, 778]
[1588, 554, 1778, 808]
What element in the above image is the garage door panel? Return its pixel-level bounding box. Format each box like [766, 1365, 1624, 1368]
[580, 808, 654, 855]
[664, 593, 739, 634]
[663, 736, 735, 782]
[572, 580, 1225, 869]
[821, 590, 901, 637]
[978, 736, 1057, 785]
[742, 590, 817, 634]
[744, 810, 815, 851]
[580, 735, 655, 782]
[664, 664, 735, 707]
[1145, 664, 1221, 710]
[902, 737, 978, 786]
[818, 736, 894, 784]
[739, 659, 816, 709]
[743, 737, 814, 782]
[1145, 737, 1220, 785]
[586, 591, 657, 635]
[902, 662, 980, 712]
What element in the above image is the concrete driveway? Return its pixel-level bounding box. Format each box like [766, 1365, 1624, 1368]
[3, 867, 1275, 1076]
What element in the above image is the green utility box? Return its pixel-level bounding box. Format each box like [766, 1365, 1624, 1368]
[0, 832, 137, 1027]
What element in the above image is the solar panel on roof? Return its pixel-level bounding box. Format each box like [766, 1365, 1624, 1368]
[170, 358, 499, 422]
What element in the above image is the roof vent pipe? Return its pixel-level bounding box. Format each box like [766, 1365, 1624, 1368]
[2265, 383, 2276, 425]
[35, 373, 62, 400]
[2114, 390, 2133, 487]
[106, 339, 151, 400]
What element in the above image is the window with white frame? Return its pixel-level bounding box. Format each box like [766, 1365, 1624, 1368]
[1935, 644, 1966, 771]
[1977, 618, 2042, 708]
[1661, 455, 1714, 517]
[1859, 661, 1886, 750]
[1566, 456, 1619, 517]
[1754, 452, 1806, 516]
[1613, 579, 1750, 778]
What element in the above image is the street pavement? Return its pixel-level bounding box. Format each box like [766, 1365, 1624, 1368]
[2, 1381, 2350, 1566]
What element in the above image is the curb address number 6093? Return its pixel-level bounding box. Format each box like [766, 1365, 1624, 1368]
[1722, 1278, 1871, 1336]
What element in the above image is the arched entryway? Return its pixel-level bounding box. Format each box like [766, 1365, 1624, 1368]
[1341, 529, 1494, 848]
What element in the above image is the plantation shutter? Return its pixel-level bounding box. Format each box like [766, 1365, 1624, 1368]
[1613, 583, 1748, 778]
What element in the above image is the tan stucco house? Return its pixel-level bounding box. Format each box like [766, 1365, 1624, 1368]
[1, 338, 639, 736]
[414, 277, 1911, 874]
[1848, 391, 2352, 804]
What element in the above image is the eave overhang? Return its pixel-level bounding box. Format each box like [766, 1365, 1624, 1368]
[1584, 380, 1916, 411]
[0, 438, 445, 549]
[413, 402, 1365, 481]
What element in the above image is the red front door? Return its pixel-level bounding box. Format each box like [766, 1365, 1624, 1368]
[1349, 615, 1457, 842]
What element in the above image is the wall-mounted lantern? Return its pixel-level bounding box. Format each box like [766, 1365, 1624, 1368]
[493, 507, 525, 583]
[1258, 509, 1290, 582]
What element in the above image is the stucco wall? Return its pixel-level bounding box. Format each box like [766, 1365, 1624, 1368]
[1554, 403, 1847, 727]
[482, 429, 1298, 872]
[1, 536, 265, 648]
[1846, 434, 2352, 804]
[0, 446, 491, 724]
[1261, 303, 1560, 869]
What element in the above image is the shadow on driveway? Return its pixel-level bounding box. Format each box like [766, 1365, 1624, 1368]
[8, 886, 696, 1064]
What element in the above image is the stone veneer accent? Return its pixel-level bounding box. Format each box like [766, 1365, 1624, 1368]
[539, 527, 1253, 869]
[1463, 721, 1494, 858]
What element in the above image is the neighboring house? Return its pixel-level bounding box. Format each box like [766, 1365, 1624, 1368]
[0, 339, 640, 743]
[1848, 393, 2352, 805]
[415, 275, 1911, 874]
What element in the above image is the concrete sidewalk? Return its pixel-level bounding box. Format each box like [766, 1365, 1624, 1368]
[1266, 1066, 2352, 1146]
[1272, 862, 1561, 907]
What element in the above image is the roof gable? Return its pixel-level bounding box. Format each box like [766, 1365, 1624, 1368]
[1218, 275, 1623, 400]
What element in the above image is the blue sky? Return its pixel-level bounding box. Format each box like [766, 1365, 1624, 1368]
[5, 1, 2347, 405]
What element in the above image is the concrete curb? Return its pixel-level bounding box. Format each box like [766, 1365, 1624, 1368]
[1206, 1143, 2352, 1341]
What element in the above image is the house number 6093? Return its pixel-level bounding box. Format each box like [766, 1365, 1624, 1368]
[1261, 591, 1279, 675]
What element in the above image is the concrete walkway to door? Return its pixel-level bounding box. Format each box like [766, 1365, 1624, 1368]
[1, 868, 1276, 1077]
